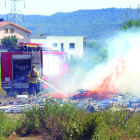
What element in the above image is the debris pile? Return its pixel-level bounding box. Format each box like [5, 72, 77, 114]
[1, 90, 140, 113]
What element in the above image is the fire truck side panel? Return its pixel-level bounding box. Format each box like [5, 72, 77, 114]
[59, 52, 69, 75]
[1, 52, 25, 82]
[1, 48, 70, 95]
[1, 52, 31, 94]
[12, 54, 31, 84]
[41, 51, 69, 91]
[1, 52, 13, 86]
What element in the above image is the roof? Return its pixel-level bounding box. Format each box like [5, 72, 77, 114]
[0, 21, 32, 33]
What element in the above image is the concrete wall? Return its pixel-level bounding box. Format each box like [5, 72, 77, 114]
[0, 24, 29, 43]
[30, 36, 84, 58]
[18, 37, 31, 43]
[18, 36, 86, 58]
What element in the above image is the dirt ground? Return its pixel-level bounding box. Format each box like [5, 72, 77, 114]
[0, 96, 16, 103]
[0, 91, 29, 104]
[7, 134, 44, 140]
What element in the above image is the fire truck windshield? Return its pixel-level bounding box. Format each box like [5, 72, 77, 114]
[43, 54, 59, 76]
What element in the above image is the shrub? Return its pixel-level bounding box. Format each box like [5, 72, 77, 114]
[0, 112, 22, 137]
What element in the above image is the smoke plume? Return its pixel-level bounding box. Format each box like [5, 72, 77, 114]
[60, 30, 140, 97]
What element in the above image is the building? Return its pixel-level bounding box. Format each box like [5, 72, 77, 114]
[18, 36, 87, 58]
[0, 19, 32, 44]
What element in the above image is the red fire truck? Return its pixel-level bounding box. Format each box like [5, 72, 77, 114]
[1, 42, 69, 96]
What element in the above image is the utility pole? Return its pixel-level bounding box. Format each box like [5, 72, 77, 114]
[6, 0, 25, 25]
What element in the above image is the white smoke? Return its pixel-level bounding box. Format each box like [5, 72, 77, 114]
[89, 30, 140, 96]
[112, 31, 140, 95]
[60, 30, 140, 97]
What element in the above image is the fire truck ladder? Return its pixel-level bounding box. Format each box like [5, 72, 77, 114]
[32, 51, 41, 74]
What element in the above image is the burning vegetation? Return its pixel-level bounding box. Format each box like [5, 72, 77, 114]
[50, 31, 140, 100]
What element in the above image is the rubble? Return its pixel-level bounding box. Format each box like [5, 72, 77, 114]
[1, 90, 140, 113]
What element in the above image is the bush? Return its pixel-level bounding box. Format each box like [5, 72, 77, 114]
[0, 112, 22, 137]
[1, 98, 140, 139]
[1, 35, 18, 49]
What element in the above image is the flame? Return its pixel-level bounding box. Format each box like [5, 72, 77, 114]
[49, 92, 67, 98]
[48, 58, 126, 100]
[72, 58, 126, 100]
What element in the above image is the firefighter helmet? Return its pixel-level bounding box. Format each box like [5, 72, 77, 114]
[31, 64, 36, 69]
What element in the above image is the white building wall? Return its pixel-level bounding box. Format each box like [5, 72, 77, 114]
[30, 36, 84, 58]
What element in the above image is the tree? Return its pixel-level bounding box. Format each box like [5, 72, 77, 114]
[69, 42, 108, 75]
[1, 35, 18, 49]
[83, 42, 108, 68]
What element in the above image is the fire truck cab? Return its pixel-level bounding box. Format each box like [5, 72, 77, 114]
[1, 42, 69, 96]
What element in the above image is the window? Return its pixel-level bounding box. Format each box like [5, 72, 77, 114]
[10, 28, 14, 33]
[53, 43, 57, 47]
[69, 43, 75, 49]
[43, 54, 60, 76]
[61, 43, 64, 51]
[83, 41, 86, 52]
[4, 28, 8, 33]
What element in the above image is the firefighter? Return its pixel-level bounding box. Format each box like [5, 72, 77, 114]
[27, 64, 42, 97]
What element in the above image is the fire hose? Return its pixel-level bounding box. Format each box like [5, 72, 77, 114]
[37, 78, 62, 93]
[26, 78, 62, 96]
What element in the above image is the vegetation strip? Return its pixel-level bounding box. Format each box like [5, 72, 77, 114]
[0, 97, 140, 139]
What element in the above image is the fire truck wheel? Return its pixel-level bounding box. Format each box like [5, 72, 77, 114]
[7, 90, 16, 97]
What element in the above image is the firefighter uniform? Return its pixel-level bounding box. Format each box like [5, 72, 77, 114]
[28, 64, 42, 96]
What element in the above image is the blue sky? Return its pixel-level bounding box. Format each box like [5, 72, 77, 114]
[0, 0, 140, 15]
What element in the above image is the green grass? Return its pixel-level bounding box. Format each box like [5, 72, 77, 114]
[0, 65, 7, 96]
[0, 65, 1, 77]
[0, 112, 24, 138]
[0, 65, 1, 84]
[0, 65, 2, 91]
[1, 98, 140, 139]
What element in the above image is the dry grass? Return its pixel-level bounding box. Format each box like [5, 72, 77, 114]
[8, 134, 44, 140]
[0, 96, 16, 104]
[0, 90, 29, 104]
[0, 88, 7, 96]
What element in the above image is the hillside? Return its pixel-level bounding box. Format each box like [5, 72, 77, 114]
[0, 8, 140, 43]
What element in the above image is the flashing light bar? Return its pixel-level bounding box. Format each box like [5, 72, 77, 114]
[18, 42, 44, 46]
